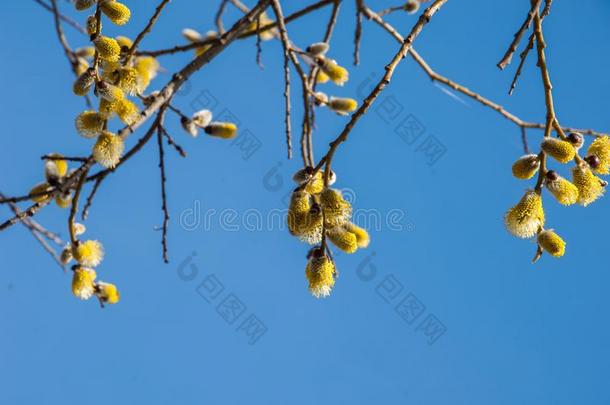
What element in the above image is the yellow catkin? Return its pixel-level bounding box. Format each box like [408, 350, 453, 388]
[116, 98, 140, 125]
[304, 171, 324, 194]
[572, 163, 605, 206]
[289, 205, 323, 245]
[204, 122, 238, 139]
[75, 57, 90, 76]
[327, 97, 358, 116]
[97, 282, 120, 304]
[99, 98, 120, 117]
[318, 57, 349, 86]
[73, 240, 104, 267]
[73, 68, 96, 96]
[315, 70, 330, 84]
[100, 1, 131, 25]
[76, 110, 105, 138]
[94, 36, 121, 62]
[305, 253, 336, 298]
[97, 82, 125, 103]
[320, 188, 352, 227]
[248, 12, 277, 40]
[72, 267, 97, 299]
[343, 222, 370, 248]
[545, 173, 579, 206]
[537, 230, 566, 257]
[541, 138, 576, 163]
[327, 226, 359, 254]
[116, 67, 139, 95]
[587, 135, 610, 175]
[511, 154, 540, 180]
[116, 36, 133, 50]
[44, 153, 68, 182]
[134, 57, 160, 93]
[93, 131, 125, 168]
[55, 192, 72, 209]
[29, 183, 52, 203]
[504, 190, 545, 238]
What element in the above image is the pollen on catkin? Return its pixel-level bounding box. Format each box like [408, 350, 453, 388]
[72, 267, 97, 299]
[204, 122, 238, 139]
[343, 222, 370, 248]
[29, 183, 52, 203]
[544, 171, 579, 206]
[76, 111, 105, 138]
[327, 226, 359, 254]
[73, 68, 96, 96]
[289, 189, 312, 215]
[73, 240, 104, 267]
[93, 131, 125, 168]
[134, 56, 160, 92]
[289, 205, 323, 244]
[327, 97, 358, 116]
[94, 36, 121, 62]
[317, 57, 349, 86]
[99, 97, 120, 117]
[96, 281, 120, 304]
[320, 188, 352, 227]
[305, 171, 325, 194]
[305, 252, 336, 298]
[116, 98, 140, 125]
[504, 190, 545, 238]
[511, 154, 540, 180]
[116, 67, 139, 95]
[537, 230, 566, 258]
[586, 135, 610, 175]
[100, 1, 131, 26]
[97, 82, 125, 103]
[572, 163, 605, 206]
[541, 138, 576, 163]
[315, 70, 330, 84]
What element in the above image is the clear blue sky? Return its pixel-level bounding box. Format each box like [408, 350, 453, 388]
[1, 1, 610, 404]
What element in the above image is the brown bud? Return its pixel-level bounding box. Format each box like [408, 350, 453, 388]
[567, 132, 584, 149]
[545, 170, 559, 181]
[585, 155, 601, 169]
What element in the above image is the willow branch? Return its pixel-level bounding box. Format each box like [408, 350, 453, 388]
[316, 0, 449, 184]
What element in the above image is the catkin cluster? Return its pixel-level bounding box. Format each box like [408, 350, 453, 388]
[506, 132, 610, 261]
[59, 224, 119, 305]
[288, 167, 370, 298]
[72, 1, 156, 169]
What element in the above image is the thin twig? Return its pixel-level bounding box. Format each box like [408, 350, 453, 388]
[270, 0, 293, 159]
[316, 0, 449, 185]
[126, 0, 172, 63]
[497, 0, 543, 70]
[32, 0, 87, 34]
[156, 112, 170, 263]
[160, 126, 187, 157]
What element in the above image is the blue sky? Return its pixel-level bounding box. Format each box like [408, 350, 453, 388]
[1, 1, 610, 404]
